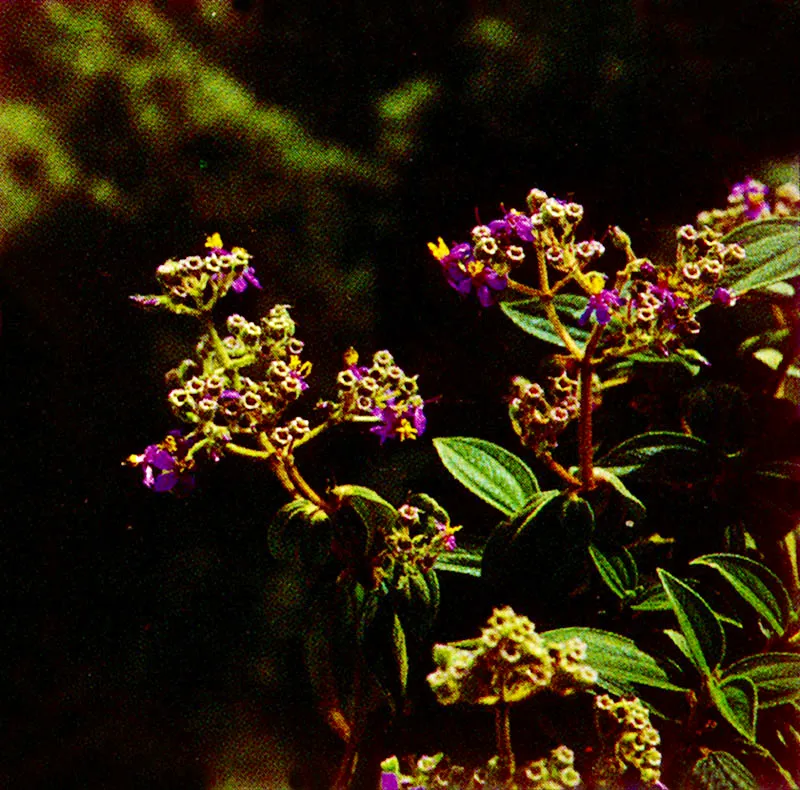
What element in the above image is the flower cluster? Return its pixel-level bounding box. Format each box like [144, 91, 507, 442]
[508, 370, 581, 454]
[130, 233, 261, 315]
[697, 178, 800, 235]
[333, 349, 426, 443]
[426, 606, 597, 707]
[593, 695, 664, 789]
[380, 747, 583, 790]
[374, 497, 460, 586]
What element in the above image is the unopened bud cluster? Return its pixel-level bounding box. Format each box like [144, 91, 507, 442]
[520, 745, 582, 789]
[375, 498, 459, 587]
[509, 371, 580, 453]
[131, 235, 260, 315]
[697, 177, 800, 235]
[427, 606, 596, 707]
[593, 695, 663, 788]
[165, 304, 310, 445]
[333, 349, 426, 443]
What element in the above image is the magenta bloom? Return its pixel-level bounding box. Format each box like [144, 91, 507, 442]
[712, 287, 737, 307]
[440, 243, 507, 307]
[436, 520, 457, 551]
[488, 210, 535, 243]
[729, 178, 769, 220]
[370, 401, 426, 443]
[231, 266, 262, 293]
[579, 289, 624, 326]
[131, 432, 196, 495]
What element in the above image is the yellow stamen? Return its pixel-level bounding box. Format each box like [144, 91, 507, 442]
[343, 347, 359, 367]
[427, 237, 450, 261]
[584, 271, 607, 295]
[289, 356, 313, 377]
[205, 232, 223, 249]
[395, 419, 418, 441]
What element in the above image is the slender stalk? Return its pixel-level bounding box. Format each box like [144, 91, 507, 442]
[293, 418, 334, 448]
[284, 453, 334, 513]
[537, 452, 581, 488]
[544, 300, 584, 360]
[578, 326, 603, 491]
[506, 278, 544, 299]
[495, 700, 515, 782]
[753, 743, 800, 790]
[225, 442, 275, 460]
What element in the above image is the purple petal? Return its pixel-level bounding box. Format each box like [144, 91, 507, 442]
[380, 774, 399, 790]
[149, 449, 176, 471]
[153, 471, 178, 492]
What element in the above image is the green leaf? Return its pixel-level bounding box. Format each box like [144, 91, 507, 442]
[434, 545, 483, 577]
[597, 431, 710, 477]
[719, 217, 800, 296]
[709, 675, 757, 741]
[334, 485, 397, 556]
[593, 467, 647, 522]
[589, 544, 637, 599]
[691, 553, 793, 637]
[723, 652, 800, 708]
[433, 437, 540, 516]
[630, 584, 673, 611]
[267, 498, 331, 565]
[500, 294, 590, 348]
[541, 627, 687, 693]
[690, 751, 758, 790]
[657, 568, 725, 676]
[664, 628, 693, 663]
[626, 348, 709, 376]
[392, 613, 408, 695]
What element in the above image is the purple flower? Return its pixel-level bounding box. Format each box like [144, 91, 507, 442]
[129, 432, 196, 495]
[487, 210, 535, 243]
[436, 520, 457, 551]
[648, 284, 685, 314]
[430, 239, 508, 307]
[712, 287, 737, 307]
[579, 289, 624, 326]
[231, 265, 262, 293]
[380, 773, 399, 790]
[370, 401, 426, 444]
[729, 178, 769, 220]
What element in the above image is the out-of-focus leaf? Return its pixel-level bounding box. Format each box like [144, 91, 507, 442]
[500, 294, 590, 348]
[692, 553, 793, 637]
[657, 569, 725, 676]
[709, 675, 757, 742]
[267, 498, 331, 566]
[433, 437, 540, 516]
[597, 431, 710, 477]
[738, 327, 791, 357]
[392, 613, 408, 695]
[542, 627, 687, 693]
[723, 653, 800, 708]
[717, 217, 800, 296]
[434, 545, 483, 577]
[593, 467, 646, 522]
[689, 751, 758, 790]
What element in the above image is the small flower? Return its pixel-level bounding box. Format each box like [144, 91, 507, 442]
[579, 289, 624, 326]
[712, 287, 737, 307]
[127, 432, 196, 495]
[370, 400, 426, 443]
[431, 240, 508, 307]
[728, 178, 770, 220]
[435, 520, 458, 551]
[205, 233, 261, 293]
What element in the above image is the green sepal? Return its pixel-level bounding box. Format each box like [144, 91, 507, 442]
[542, 627, 687, 694]
[691, 553, 793, 637]
[722, 652, 800, 708]
[433, 436, 540, 515]
[689, 751, 758, 790]
[657, 568, 725, 677]
[708, 675, 757, 742]
[500, 294, 590, 348]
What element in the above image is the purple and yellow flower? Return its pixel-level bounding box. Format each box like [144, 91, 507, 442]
[711, 287, 737, 307]
[126, 432, 196, 495]
[579, 288, 624, 326]
[370, 400, 426, 444]
[728, 178, 770, 221]
[435, 520, 458, 551]
[487, 209, 535, 243]
[205, 233, 262, 293]
[428, 238, 507, 307]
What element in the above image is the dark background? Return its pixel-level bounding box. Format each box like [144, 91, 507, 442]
[2, 0, 800, 787]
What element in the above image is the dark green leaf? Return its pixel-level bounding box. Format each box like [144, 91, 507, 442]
[691, 553, 793, 637]
[718, 218, 800, 296]
[334, 485, 397, 556]
[709, 675, 757, 742]
[723, 653, 800, 708]
[631, 584, 673, 612]
[626, 348, 709, 376]
[500, 294, 590, 348]
[589, 544, 636, 599]
[434, 545, 483, 577]
[542, 627, 687, 693]
[267, 498, 331, 565]
[664, 628, 693, 663]
[392, 613, 408, 695]
[689, 751, 758, 790]
[597, 431, 710, 477]
[657, 569, 725, 676]
[593, 467, 646, 522]
[433, 437, 540, 515]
